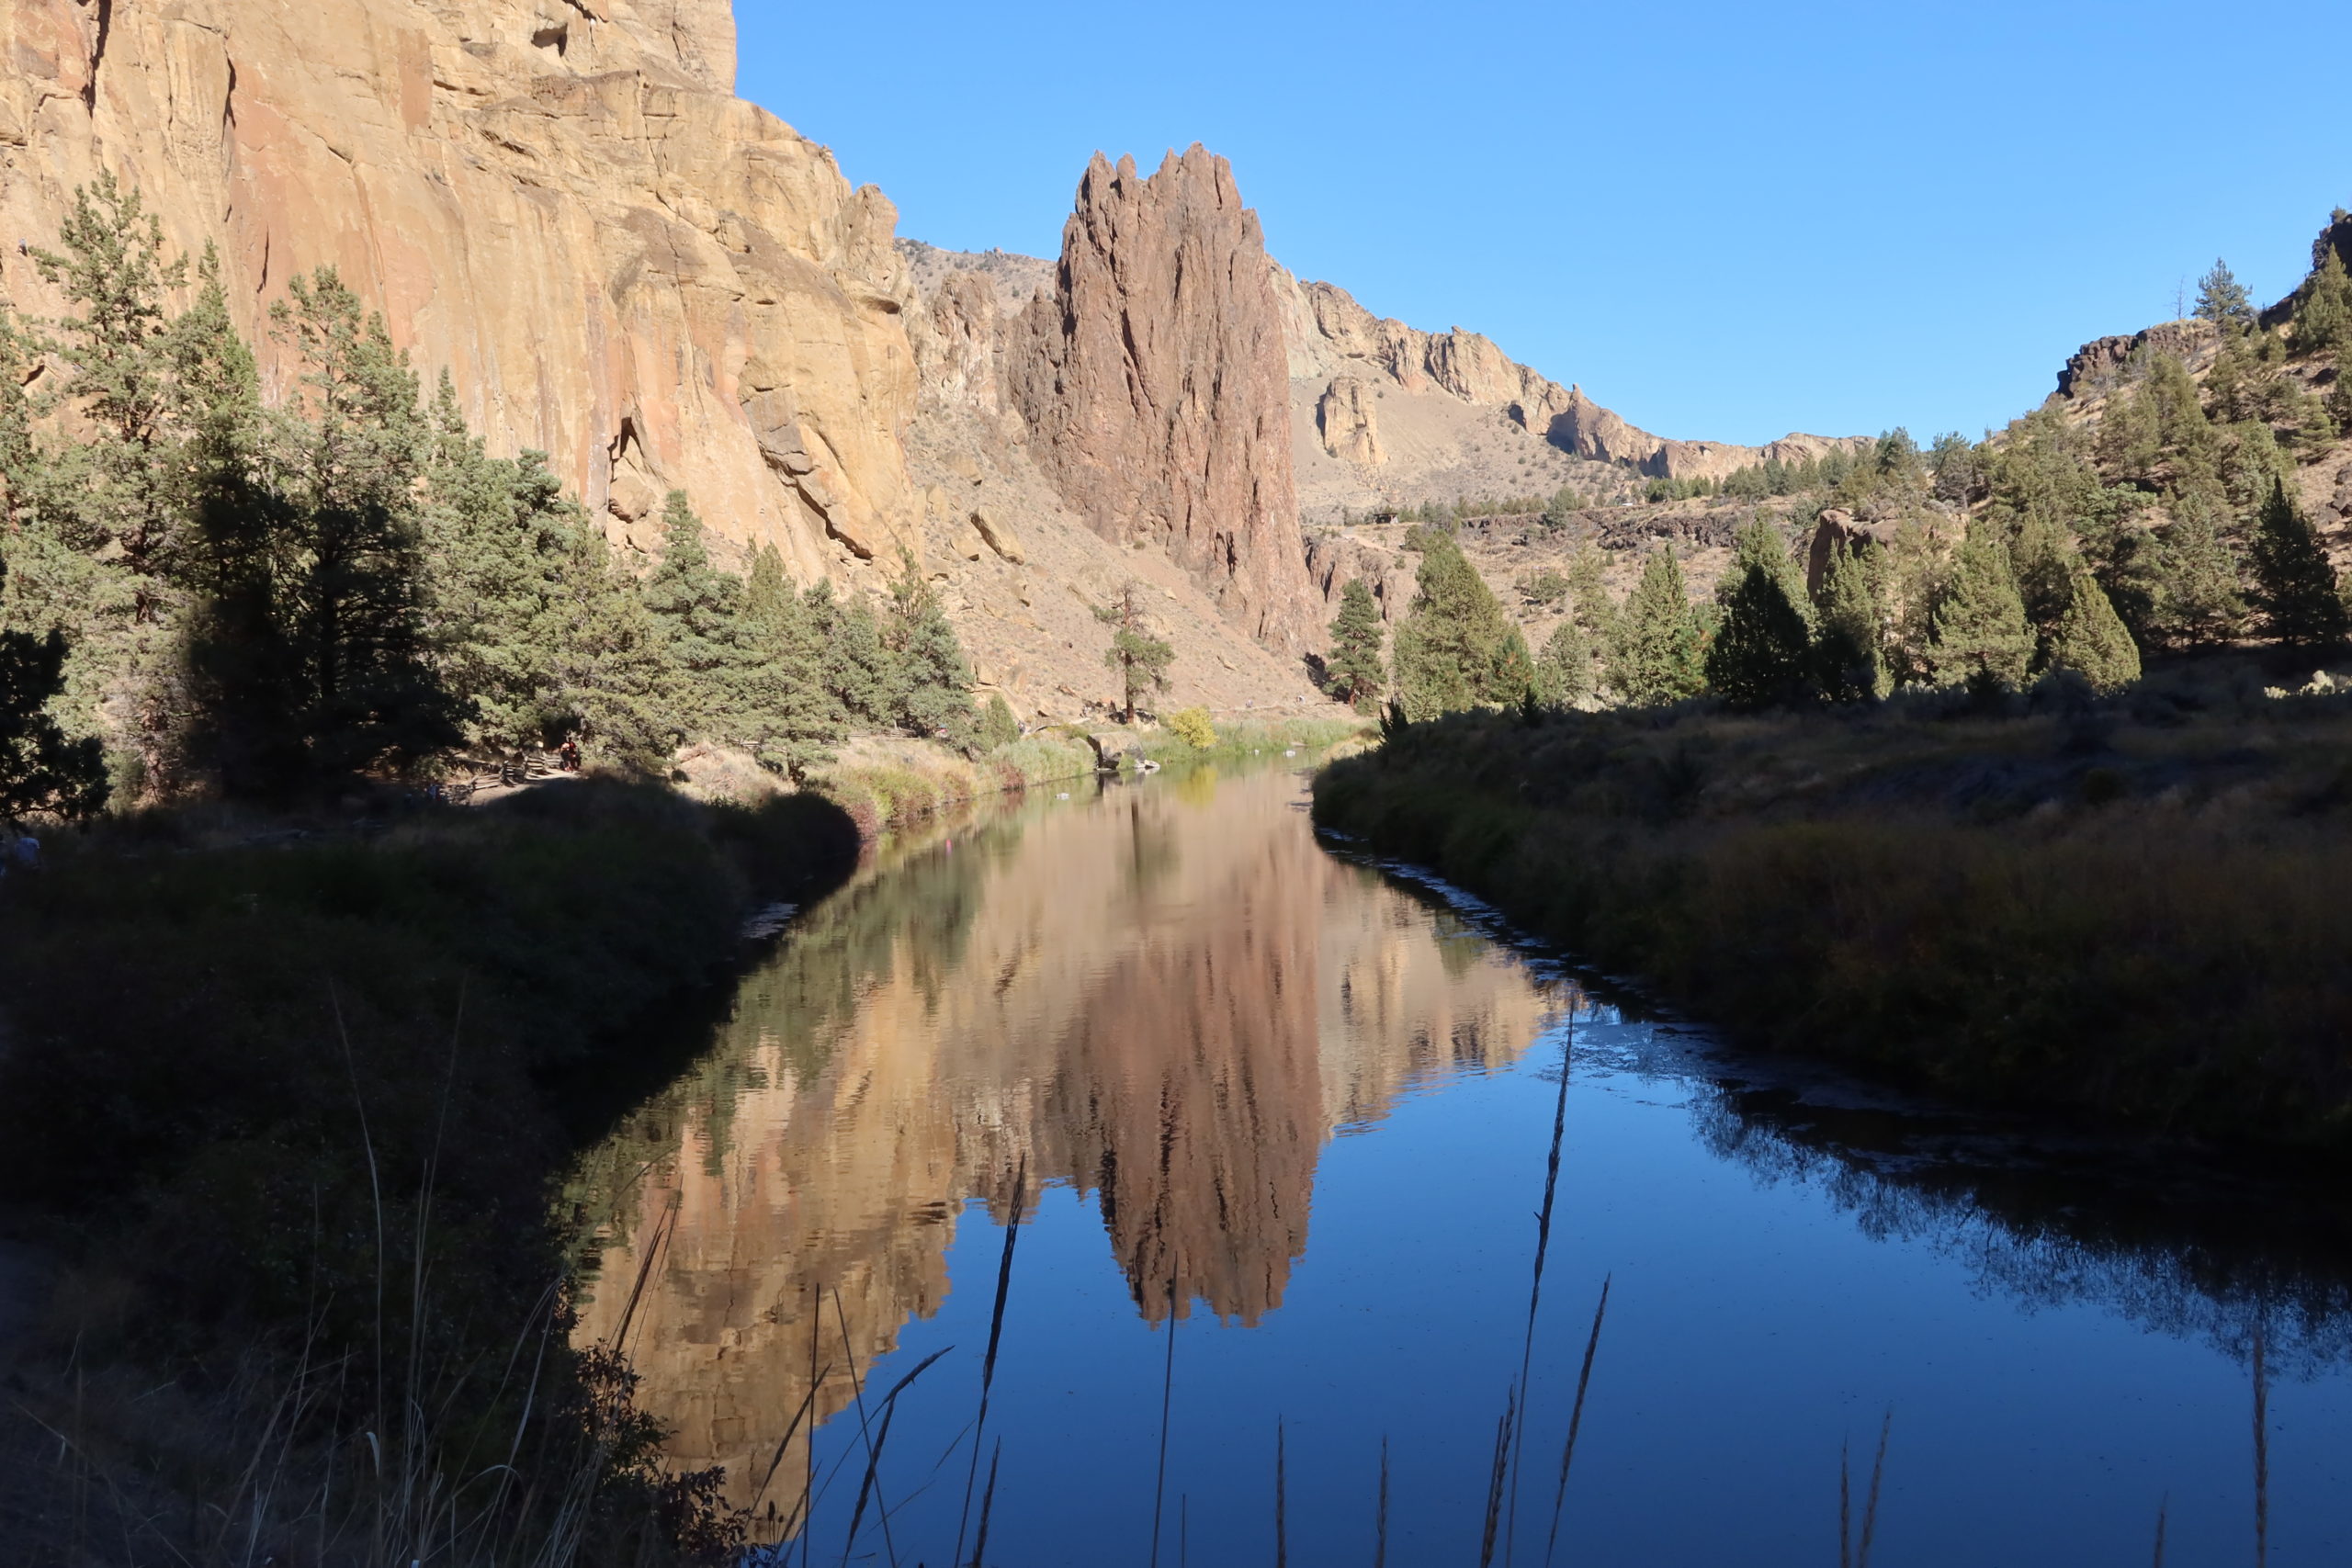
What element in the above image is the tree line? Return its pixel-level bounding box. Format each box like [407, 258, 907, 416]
[0, 177, 990, 816]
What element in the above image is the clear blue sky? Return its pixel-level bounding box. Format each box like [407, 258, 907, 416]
[737, 0, 2352, 448]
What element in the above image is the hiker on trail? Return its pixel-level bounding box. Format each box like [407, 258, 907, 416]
[560, 739, 581, 773]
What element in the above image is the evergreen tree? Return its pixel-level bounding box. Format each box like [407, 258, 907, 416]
[1814, 539, 1887, 702]
[1390, 532, 1518, 718]
[2250, 479, 2349, 646]
[249, 266, 456, 784]
[979, 693, 1021, 750]
[1096, 580, 1175, 723]
[886, 549, 978, 745]
[548, 525, 676, 770]
[1928, 432, 1981, 502]
[2194, 259, 2255, 332]
[2150, 491, 2248, 646]
[2009, 513, 2079, 667]
[1325, 577, 1386, 711]
[2044, 567, 2142, 693]
[641, 490, 756, 741]
[1609, 546, 1707, 705]
[737, 546, 844, 780]
[1928, 525, 2034, 690]
[2294, 249, 2352, 358]
[27, 173, 189, 615]
[808, 582, 894, 729]
[1705, 520, 1815, 709]
[421, 375, 584, 755]
[1534, 616, 1595, 708]
[0, 557, 108, 823]
[1565, 541, 1623, 646]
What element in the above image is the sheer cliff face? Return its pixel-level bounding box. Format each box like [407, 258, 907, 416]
[1005, 147, 1319, 650]
[0, 0, 918, 579]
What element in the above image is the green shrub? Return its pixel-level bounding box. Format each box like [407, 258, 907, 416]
[1169, 705, 1218, 749]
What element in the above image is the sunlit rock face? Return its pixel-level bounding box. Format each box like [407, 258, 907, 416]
[1005, 147, 1320, 651]
[0, 0, 920, 578]
[570, 775, 1551, 1515]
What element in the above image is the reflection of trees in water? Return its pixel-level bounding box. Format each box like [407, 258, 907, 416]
[1686, 1080, 2352, 1379]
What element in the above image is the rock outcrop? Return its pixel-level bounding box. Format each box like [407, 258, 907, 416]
[1005, 146, 1319, 650]
[2052, 319, 2218, 400]
[0, 0, 919, 577]
[1316, 377, 1385, 464]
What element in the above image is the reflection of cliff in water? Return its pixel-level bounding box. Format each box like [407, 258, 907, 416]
[568, 768, 1553, 1508]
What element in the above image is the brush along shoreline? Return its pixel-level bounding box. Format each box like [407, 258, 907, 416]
[1311, 671, 2352, 1156]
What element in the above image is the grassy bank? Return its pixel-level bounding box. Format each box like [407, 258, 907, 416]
[811, 733, 1098, 838]
[0, 781, 861, 1562]
[1131, 713, 1374, 768]
[1313, 668, 2352, 1151]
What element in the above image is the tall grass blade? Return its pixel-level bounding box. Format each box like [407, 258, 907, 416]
[1857, 1410, 1891, 1568]
[1479, 1390, 1514, 1568]
[1374, 1435, 1390, 1568]
[954, 1157, 1026, 1568]
[967, 1438, 1002, 1568]
[1542, 1273, 1610, 1568]
[1149, 1278, 1178, 1568]
[1838, 1439, 1851, 1568]
[1505, 1011, 1575, 1567]
[840, 1344, 952, 1566]
[2152, 1494, 2168, 1568]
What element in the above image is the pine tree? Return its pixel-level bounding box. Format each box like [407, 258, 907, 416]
[1610, 546, 1707, 705]
[548, 525, 677, 770]
[1325, 577, 1386, 710]
[2044, 567, 2142, 693]
[2149, 492, 2247, 646]
[1391, 532, 1518, 718]
[27, 173, 189, 616]
[886, 549, 977, 745]
[1928, 525, 2034, 690]
[2194, 259, 2255, 332]
[2009, 513, 2079, 668]
[1814, 539, 1887, 702]
[736, 546, 844, 780]
[1565, 541, 1623, 646]
[421, 375, 584, 755]
[256, 266, 456, 784]
[2296, 249, 2352, 358]
[640, 490, 758, 744]
[1096, 580, 1175, 723]
[0, 556, 108, 823]
[808, 582, 894, 729]
[1534, 616, 1595, 708]
[1705, 520, 1815, 709]
[978, 692, 1021, 750]
[2250, 479, 2349, 646]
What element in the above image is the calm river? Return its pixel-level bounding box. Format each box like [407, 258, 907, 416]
[571, 761, 2352, 1565]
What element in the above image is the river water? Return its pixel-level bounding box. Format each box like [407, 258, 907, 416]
[571, 761, 2352, 1565]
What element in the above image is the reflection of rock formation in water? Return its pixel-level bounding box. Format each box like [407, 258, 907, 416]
[570, 771, 1553, 1509]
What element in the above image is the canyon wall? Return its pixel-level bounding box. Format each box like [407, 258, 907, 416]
[1005, 147, 1319, 650]
[0, 0, 918, 580]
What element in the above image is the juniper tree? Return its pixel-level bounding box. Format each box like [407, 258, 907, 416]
[1534, 616, 1596, 708]
[978, 692, 1021, 750]
[736, 546, 845, 780]
[548, 525, 677, 770]
[2250, 479, 2349, 647]
[1325, 577, 1386, 711]
[2295, 250, 2352, 358]
[1609, 546, 1707, 705]
[0, 557, 108, 824]
[887, 549, 977, 745]
[2149, 492, 2248, 646]
[2044, 567, 2142, 693]
[1097, 580, 1174, 723]
[1814, 539, 1887, 702]
[1705, 520, 1815, 709]
[1391, 532, 1517, 718]
[1928, 525, 2033, 690]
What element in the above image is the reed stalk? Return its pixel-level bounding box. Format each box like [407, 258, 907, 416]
[1479, 1391, 1514, 1567]
[953, 1156, 1027, 1568]
[2253, 1315, 2269, 1568]
[1504, 1012, 1576, 1566]
[1274, 1417, 1288, 1568]
[1542, 1274, 1610, 1568]
[1374, 1436, 1390, 1568]
[1149, 1277, 1178, 1568]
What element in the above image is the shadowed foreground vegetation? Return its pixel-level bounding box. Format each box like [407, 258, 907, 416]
[0, 781, 861, 1564]
[1314, 662, 2352, 1153]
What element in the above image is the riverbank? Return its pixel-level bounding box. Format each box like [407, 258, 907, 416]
[812, 732, 1100, 836]
[0, 779, 864, 1562]
[1311, 668, 2352, 1153]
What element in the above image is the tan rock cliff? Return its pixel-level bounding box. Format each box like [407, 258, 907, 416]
[1005, 146, 1319, 650]
[0, 0, 918, 578]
